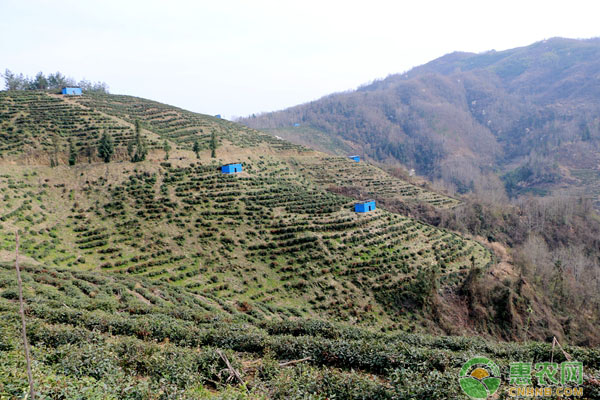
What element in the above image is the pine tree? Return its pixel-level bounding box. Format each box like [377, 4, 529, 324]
[163, 140, 171, 160]
[68, 139, 76, 166]
[132, 120, 147, 162]
[98, 131, 114, 163]
[133, 134, 147, 162]
[193, 139, 200, 159]
[210, 131, 217, 158]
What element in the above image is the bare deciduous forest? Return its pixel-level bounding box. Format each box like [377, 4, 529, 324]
[240, 38, 600, 208]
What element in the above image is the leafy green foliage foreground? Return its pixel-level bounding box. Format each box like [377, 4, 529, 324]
[1, 263, 599, 399]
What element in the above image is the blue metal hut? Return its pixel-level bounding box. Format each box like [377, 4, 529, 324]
[348, 155, 360, 162]
[61, 87, 82, 95]
[221, 163, 242, 174]
[355, 200, 375, 213]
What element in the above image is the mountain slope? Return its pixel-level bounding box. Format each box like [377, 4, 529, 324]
[0, 92, 490, 323]
[240, 37, 600, 207]
[1, 91, 598, 397]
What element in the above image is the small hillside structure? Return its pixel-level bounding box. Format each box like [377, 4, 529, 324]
[221, 163, 242, 174]
[61, 87, 82, 96]
[348, 155, 360, 162]
[355, 200, 375, 213]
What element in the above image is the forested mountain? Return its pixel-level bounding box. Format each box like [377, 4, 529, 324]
[240, 37, 600, 207]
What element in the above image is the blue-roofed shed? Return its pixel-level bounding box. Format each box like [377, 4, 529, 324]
[221, 163, 242, 174]
[61, 87, 82, 96]
[348, 155, 360, 162]
[355, 200, 375, 213]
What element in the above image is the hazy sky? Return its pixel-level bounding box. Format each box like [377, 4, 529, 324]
[1, 0, 599, 118]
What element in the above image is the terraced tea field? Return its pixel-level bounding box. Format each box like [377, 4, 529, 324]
[290, 155, 459, 208]
[0, 156, 489, 327]
[1, 262, 599, 398]
[72, 93, 304, 152]
[4, 90, 580, 398]
[0, 91, 459, 210]
[0, 91, 156, 156]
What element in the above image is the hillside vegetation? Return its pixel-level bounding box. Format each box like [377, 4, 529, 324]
[240, 37, 600, 209]
[0, 91, 598, 398]
[2, 261, 600, 398]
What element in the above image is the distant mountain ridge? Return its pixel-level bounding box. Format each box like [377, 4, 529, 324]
[239, 37, 600, 206]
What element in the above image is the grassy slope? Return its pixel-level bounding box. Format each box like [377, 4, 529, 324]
[0, 91, 596, 398]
